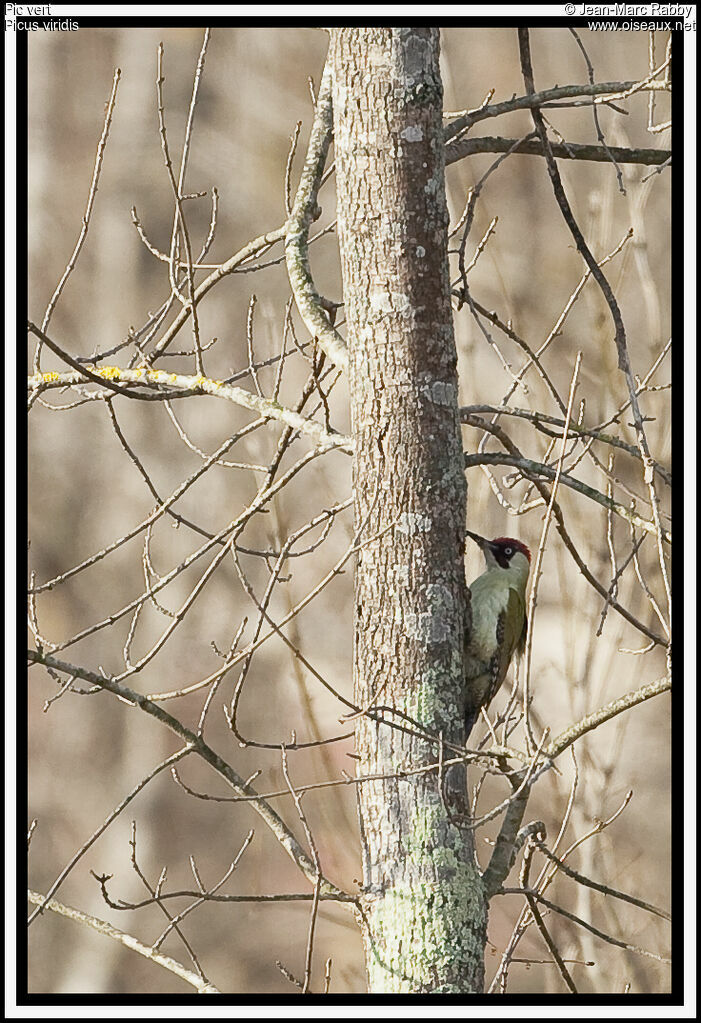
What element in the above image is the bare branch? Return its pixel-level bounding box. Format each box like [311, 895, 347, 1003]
[27, 890, 220, 994]
[27, 362, 351, 453]
[27, 649, 354, 907]
[545, 675, 671, 761]
[532, 838, 671, 922]
[520, 834, 578, 993]
[35, 68, 121, 370]
[499, 888, 671, 964]
[27, 748, 191, 925]
[446, 135, 670, 168]
[444, 77, 670, 141]
[463, 451, 670, 545]
[285, 60, 348, 370]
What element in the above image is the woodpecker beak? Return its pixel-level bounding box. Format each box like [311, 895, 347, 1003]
[465, 529, 489, 550]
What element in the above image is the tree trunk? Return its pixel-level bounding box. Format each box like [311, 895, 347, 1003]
[330, 27, 487, 993]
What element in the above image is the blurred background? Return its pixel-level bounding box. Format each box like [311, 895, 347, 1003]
[27, 25, 671, 995]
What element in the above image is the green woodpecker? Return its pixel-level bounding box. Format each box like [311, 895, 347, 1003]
[464, 530, 531, 737]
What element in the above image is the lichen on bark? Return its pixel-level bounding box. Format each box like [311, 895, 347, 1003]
[330, 27, 488, 993]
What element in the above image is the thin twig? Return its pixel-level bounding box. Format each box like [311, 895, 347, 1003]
[27, 748, 191, 925]
[520, 835, 578, 993]
[36, 68, 121, 371]
[522, 354, 582, 753]
[27, 649, 354, 906]
[26, 890, 220, 993]
[532, 838, 670, 921]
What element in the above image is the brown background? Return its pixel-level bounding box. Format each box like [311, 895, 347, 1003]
[27, 25, 671, 995]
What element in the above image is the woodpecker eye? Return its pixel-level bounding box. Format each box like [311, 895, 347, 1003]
[504, 545, 513, 556]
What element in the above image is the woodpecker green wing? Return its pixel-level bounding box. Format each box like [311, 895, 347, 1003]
[516, 597, 528, 655]
[490, 585, 527, 701]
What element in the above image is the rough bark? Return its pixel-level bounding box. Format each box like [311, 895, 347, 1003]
[330, 27, 487, 993]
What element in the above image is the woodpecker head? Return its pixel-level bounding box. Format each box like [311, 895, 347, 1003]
[465, 530, 531, 578]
